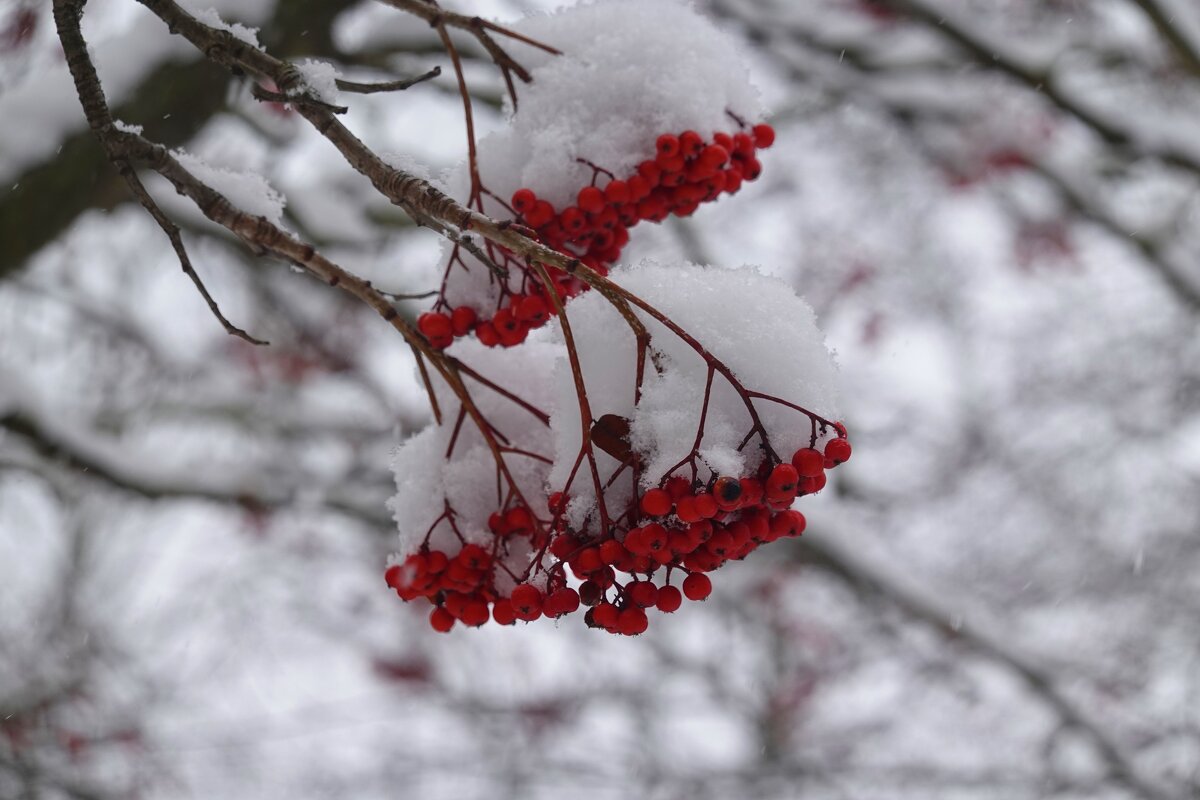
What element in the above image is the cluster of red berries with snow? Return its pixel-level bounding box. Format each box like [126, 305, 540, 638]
[419, 0, 771, 351]
[388, 434, 850, 635]
[387, 2, 848, 637]
[419, 122, 775, 351]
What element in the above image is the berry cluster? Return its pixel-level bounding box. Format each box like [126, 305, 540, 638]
[387, 432, 850, 635]
[423, 122, 776, 350]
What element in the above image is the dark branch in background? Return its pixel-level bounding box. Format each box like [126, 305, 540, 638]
[50, 0, 262, 343]
[337, 65, 442, 94]
[792, 534, 1176, 800]
[0, 408, 391, 529]
[711, 0, 1200, 312]
[0, 0, 357, 281]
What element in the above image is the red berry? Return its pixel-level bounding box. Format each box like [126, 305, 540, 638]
[770, 509, 807, 539]
[418, 311, 452, 340]
[384, 564, 403, 589]
[752, 123, 776, 148]
[504, 506, 533, 534]
[426, 550, 448, 573]
[578, 580, 604, 606]
[599, 539, 627, 565]
[511, 188, 536, 214]
[639, 488, 673, 517]
[604, 179, 630, 205]
[560, 206, 586, 233]
[682, 573, 712, 601]
[545, 587, 580, 618]
[626, 580, 659, 608]
[450, 306, 477, 336]
[641, 523, 669, 554]
[656, 133, 680, 159]
[576, 546, 604, 574]
[593, 602, 620, 629]
[766, 463, 800, 502]
[475, 321, 499, 347]
[626, 175, 651, 201]
[679, 130, 704, 158]
[526, 199, 555, 228]
[617, 606, 649, 636]
[578, 185, 606, 214]
[656, 585, 683, 613]
[699, 144, 730, 169]
[492, 600, 516, 625]
[515, 295, 549, 325]
[713, 476, 743, 510]
[675, 495, 702, 524]
[510, 584, 543, 619]
[791, 447, 825, 478]
[825, 437, 852, 464]
[461, 600, 489, 627]
[799, 472, 828, 496]
[549, 534, 579, 561]
[692, 492, 718, 519]
[429, 607, 455, 633]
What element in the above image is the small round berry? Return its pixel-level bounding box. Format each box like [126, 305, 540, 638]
[461, 600, 489, 627]
[429, 607, 455, 633]
[825, 437, 852, 464]
[593, 602, 620, 629]
[656, 585, 683, 613]
[639, 488, 673, 517]
[791, 448, 824, 478]
[675, 496, 702, 524]
[504, 506, 533, 534]
[450, 306, 477, 336]
[682, 573, 712, 601]
[515, 295, 549, 325]
[626, 580, 659, 608]
[604, 179, 630, 205]
[656, 133, 680, 159]
[770, 509, 807, 539]
[560, 207, 586, 233]
[510, 584, 543, 619]
[599, 539, 627, 565]
[578, 580, 604, 606]
[525, 200, 555, 229]
[418, 311, 452, 341]
[578, 185, 606, 214]
[549, 534, 580, 561]
[617, 606, 649, 636]
[700, 144, 730, 169]
[766, 463, 800, 501]
[713, 477, 743, 511]
[679, 130, 704, 158]
[492, 599, 517, 625]
[475, 321, 499, 348]
[546, 587, 581, 618]
[511, 188, 537, 214]
[752, 123, 776, 148]
[574, 547, 603, 574]
[692, 492, 718, 519]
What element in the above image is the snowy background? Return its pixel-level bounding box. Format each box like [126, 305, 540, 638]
[2, 0, 1199, 798]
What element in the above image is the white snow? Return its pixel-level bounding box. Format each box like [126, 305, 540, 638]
[294, 59, 341, 104]
[438, 0, 766, 314]
[548, 261, 840, 522]
[173, 150, 286, 224]
[191, 7, 262, 48]
[388, 339, 559, 576]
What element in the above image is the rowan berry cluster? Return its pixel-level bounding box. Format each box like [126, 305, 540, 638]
[419, 122, 776, 351]
[387, 433, 851, 635]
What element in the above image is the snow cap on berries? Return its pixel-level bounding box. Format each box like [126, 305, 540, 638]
[482, 0, 765, 209]
[548, 261, 840, 526]
[388, 339, 558, 568]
